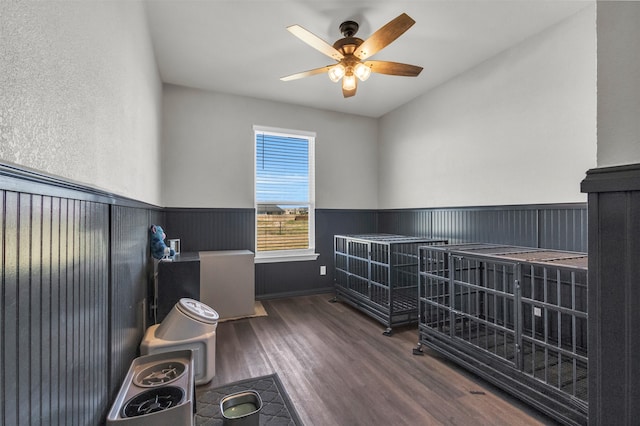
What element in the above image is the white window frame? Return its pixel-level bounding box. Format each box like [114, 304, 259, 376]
[253, 125, 318, 263]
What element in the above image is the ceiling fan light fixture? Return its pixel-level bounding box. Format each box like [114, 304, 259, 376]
[282, 13, 422, 98]
[328, 64, 345, 82]
[354, 62, 371, 81]
[342, 74, 356, 91]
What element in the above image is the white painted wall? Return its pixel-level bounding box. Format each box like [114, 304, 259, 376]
[1, 2, 607, 211]
[378, 6, 596, 209]
[0, 1, 163, 205]
[161, 85, 378, 209]
[596, 1, 640, 167]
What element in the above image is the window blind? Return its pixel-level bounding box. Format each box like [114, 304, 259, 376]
[256, 132, 309, 203]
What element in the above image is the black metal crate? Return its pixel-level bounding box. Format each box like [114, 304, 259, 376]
[334, 234, 447, 335]
[417, 243, 588, 426]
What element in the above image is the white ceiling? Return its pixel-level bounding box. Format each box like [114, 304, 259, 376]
[144, 0, 589, 118]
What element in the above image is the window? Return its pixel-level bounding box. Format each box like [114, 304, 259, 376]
[254, 125, 317, 263]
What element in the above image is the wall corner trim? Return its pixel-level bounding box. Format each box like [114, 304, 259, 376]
[581, 163, 640, 193]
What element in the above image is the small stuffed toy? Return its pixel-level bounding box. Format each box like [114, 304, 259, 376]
[150, 225, 176, 260]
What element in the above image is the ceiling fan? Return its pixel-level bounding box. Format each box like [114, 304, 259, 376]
[281, 13, 423, 98]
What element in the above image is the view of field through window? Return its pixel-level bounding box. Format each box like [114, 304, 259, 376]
[256, 205, 309, 251]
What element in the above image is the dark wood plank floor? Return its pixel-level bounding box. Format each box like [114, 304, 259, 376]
[201, 293, 558, 425]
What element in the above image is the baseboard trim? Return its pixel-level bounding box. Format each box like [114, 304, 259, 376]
[256, 287, 334, 300]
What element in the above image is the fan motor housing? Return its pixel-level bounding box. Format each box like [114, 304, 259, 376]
[339, 20, 359, 37]
[333, 37, 363, 56]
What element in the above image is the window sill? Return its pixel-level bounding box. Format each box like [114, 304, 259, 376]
[254, 252, 320, 264]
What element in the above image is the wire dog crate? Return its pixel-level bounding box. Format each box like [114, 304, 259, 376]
[416, 243, 588, 425]
[334, 234, 447, 335]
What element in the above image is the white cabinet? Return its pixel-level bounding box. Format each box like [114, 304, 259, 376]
[199, 250, 255, 319]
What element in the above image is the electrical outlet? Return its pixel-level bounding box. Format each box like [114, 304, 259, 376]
[320, 265, 326, 275]
[534, 306, 542, 317]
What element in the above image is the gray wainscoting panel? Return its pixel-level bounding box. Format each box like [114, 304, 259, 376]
[164, 208, 254, 252]
[109, 206, 163, 403]
[378, 204, 586, 252]
[256, 209, 378, 298]
[433, 208, 538, 246]
[376, 209, 432, 237]
[255, 261, 329, 299]
[537, 206, 588, 252]
[581, 164, 640, 426]
[168, 206, 586, 298]
[162, 208, 378, 298]
[0, 191, 109, 426]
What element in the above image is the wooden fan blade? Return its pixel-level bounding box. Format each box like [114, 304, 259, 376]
[364, 60, 423, 77]
[342, 79, 357, 98]
[354, 13, 415, 60]
[280, 65, 334, 81]
[287, 25, 344, 61]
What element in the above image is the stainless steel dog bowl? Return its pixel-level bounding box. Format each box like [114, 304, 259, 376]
[220, 390, 262, 426]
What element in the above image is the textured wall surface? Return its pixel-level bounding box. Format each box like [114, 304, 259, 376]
[596, 1, 640, 167]
[161, 85, 378, 209]
[378, 6, 596, 209]
[0, 1, 163, 205]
